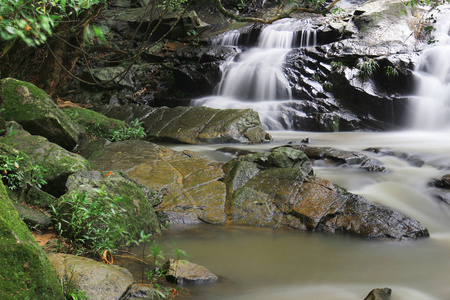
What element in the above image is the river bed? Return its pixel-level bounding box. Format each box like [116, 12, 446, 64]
[135, 130, 450, 300]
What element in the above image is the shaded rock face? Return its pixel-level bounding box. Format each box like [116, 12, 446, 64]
[94, 104, 269, 144]
[0, 122, 91, 198]
[86, 140, 227, 225]
[223, 147, 428, 240]
[0, 181, 64, 300]
[0, 78, 83, 150]
[48, 253, 134, 300]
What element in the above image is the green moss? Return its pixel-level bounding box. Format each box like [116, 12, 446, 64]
[1, 78, 52, 122]
[0, 181, 64, 299]
[64, 107, 128, 139]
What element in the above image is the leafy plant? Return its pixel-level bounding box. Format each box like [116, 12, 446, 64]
[356, 58, 379, 81]
[60, 278, 88, 300]
[330, 60, 346, 72]
[0, 0, 106, 47]
[385, 65, 399, 79]
[0, 154, 47, 190]
[51, 186, 130, 257]
[322, 81, 333, 92]
[109, 118, 146, 142]
[157, 0, 189, 11]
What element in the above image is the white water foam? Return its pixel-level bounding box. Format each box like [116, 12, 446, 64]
[193, 19, 317, 130]
[409, 5, 450, 129]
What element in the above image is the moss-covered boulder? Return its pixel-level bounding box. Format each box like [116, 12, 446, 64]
[223, 147, 429, 240]
[0, 78, 82, 150]
[0, 181, 64, 299]
[64, 107, 128, 140]
[86, 140, 227, 224]
[0, 122, 91, 199]
[53, 171, 161, 252]
[48, 253, 134, 300]
[94, 104, 269, 144]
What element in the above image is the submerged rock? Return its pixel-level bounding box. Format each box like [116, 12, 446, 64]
[94, 104, 269, 144]
[164, 259, 219, 285]
[291, 145, 386, 172]
[364, 287, 392, 300]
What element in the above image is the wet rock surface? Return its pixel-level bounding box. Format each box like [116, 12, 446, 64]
[289, 144, 386, 171]
[164, 259, 219, 284]
[223, 147, 428, 240]
[94, 104, 269, 144]
[364, 287, 392, 300]
[86, 140, 228, 225]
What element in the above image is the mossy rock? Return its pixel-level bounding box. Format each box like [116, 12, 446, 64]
[86, 140, 227, 224]
[95, 104, 269, 144]
[0, 181, 64, 299]
[48, 253, 134, 299]
[0, 122, 91, 198]
[223, 147, 429, 240]
[0, 78, 82, 150]
[64, 107, 128, 140]
[55, 171, 162, 252]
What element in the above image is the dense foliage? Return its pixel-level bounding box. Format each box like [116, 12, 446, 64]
[0, 0, 105, 47]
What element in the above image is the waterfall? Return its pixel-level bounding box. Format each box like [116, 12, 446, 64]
[409, 7, 450, 130]
[192, 19, 317, 130]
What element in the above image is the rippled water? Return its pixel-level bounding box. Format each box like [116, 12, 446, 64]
[139, 130, 450, 300]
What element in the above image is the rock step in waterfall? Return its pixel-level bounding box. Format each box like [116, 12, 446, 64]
[408, 5, 450, 130]
[192, 19, 318, 130]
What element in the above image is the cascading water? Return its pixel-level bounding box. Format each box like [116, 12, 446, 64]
[192, 19, 317, 130]
[409, 7, 450, 129]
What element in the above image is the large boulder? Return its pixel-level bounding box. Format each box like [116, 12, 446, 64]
[0, 78, 83, 150]
[223, 147, 429, 240]
[0, 181, 64, 299]
[63, 107, 129, 140]
[0, 122, 91, 198]
[86, 140, 227, 224]
[94, 104, 269, 144]
[58, 170, 162, 241]
[48, 253, 134, 300]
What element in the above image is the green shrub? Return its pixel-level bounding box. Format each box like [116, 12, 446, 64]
[109, 119, 146, 142]
[51, 186, 131, 256]
[356, 58, 379, 81]
[0, 154, 47, 190]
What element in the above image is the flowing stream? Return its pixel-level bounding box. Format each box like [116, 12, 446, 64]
[134, 6, 450, 300]
[153, 130, 450, 300]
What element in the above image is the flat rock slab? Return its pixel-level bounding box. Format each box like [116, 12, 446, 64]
[94, 104, 269, 144]
[87, 140, 227, 224]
